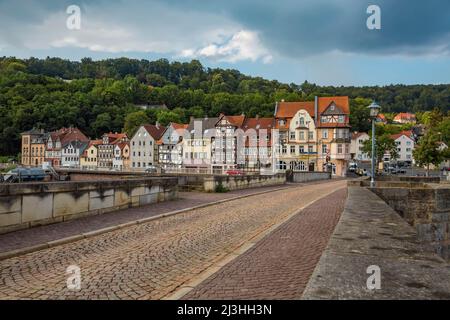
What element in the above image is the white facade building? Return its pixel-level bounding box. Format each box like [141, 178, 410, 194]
[350, 132, 370, 161]
[130, 124, 166, 170]
[61, 141, 88, 167]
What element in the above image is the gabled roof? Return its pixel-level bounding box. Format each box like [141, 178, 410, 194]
[242, 117, 275, 130]
[59, 128, 89, 145]
[321, 102, 346, 115]
[393, 113, 416, 121]
[317, 96, 350, 115]
[275, 101, 315, 118]
[103, 132, 128, 144]
[391, 130, 414, 141]
[218, 115, 246, 127]
[171, 122, 189, 130]
[115, 142, 129, 150]
[187, 117, 220, 134]
[142, 124, 167, 140]
[352, 132, 369, 140]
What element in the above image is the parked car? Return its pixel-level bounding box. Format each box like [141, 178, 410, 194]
[397, 167, 406, 174]
[145, 165, 158, 173]
[225, 169, 244, 176]
[348, 162, 358, 172]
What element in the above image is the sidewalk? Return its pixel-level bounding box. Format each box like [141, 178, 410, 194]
[0, 184, 296, 255]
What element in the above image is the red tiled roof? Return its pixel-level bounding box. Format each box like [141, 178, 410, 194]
[393, 113, 416, 121]
[242, 117, 275, 130]
[143, 124, 167, 140]
[224, 115, 246, 127]
[390, 130, 413, 140]
[116, 141, 129, 150]
[317, 96, 350, 114]
[275, 101, 315, 118]
[171, 123, 188, 130]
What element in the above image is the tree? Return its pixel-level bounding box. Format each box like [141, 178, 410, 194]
[362, 134, 399, 170]
[156, 110, 181, 126]
[413, 132, 444, 176]
[349, 97, 372, 133]
[123, 111, 149, 137]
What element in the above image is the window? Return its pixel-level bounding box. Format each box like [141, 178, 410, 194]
[299, 146, 304, 153]
[290, 146, 296, 154]
[338, 115, 345, 123]
[290, 131, 296, 140]
[322, 144, 327, 154]
[299, 131, 305, 140]
[308, 131, 314, 140]
[322, 130, 328, 139]
[282, 145, 287, 154]
[338, 144, 343, 154]
[308, 145, 313, 153]
[299, 117, 305, 126]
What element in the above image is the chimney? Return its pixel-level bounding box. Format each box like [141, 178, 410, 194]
[255, 114, 259, 120]
[314, 96, 318, 126]
[274, 101, 279, 117]
[156, 121, 160, 129]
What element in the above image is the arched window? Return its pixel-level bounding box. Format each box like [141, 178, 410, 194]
[298, 161, 306, 171]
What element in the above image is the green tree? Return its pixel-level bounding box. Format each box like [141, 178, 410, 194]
[156, 110, 181, 126]
[362, 134, 399, 169]
[123, 111, 149, 137]
[413, 132, 444, 175]
[349, 97, 372, 133]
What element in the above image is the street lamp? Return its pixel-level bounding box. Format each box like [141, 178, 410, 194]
[368, 101, 381, 187]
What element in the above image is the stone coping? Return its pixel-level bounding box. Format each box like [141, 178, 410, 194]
[0, 177, 178, 196]
[303, 186, 450, 300]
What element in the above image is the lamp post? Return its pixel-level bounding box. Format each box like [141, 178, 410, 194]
[368, 101, 381, 188]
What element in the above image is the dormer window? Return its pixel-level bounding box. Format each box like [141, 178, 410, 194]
[299, 117, 305, 126]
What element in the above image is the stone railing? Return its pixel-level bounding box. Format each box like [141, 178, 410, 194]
[287, 171, 331, 183]
[203, 174, 286, 192]
[0, 177, 178, 234]
[370, 182, 450, 260]
[303, 186, 450, 299]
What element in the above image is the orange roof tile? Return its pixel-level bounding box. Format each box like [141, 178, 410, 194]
[275, 101, 315, 118]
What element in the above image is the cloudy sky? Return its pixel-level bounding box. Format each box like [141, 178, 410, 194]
[1, 0, 450, 86]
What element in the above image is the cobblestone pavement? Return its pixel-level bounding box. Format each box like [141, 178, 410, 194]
[0, 180, 345, 300]
[0, 184, 293, 254]
[184, 188, 347, 300]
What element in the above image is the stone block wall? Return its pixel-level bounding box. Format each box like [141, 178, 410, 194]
[287, 171, 331, 183]
[0, 177, 178, 234]
[371, 183, 450, 260]
[203, 174, 286, 192]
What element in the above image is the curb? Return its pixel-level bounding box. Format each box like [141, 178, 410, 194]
[0, 185, 295, 261]
[161, 184, 347, 300]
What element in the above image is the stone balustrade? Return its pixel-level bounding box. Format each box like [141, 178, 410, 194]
[0, 177, 178, 234]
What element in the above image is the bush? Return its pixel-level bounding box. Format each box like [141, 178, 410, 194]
[214, 182, 229, 193]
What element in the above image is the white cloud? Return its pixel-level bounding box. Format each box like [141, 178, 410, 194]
[0, 0, 245, 56]
[180, 30, 272, 64]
